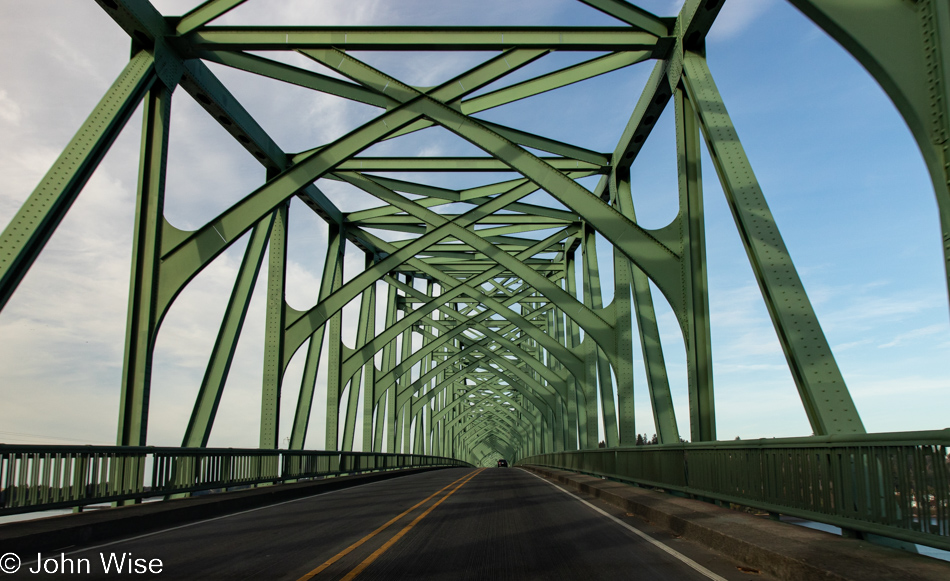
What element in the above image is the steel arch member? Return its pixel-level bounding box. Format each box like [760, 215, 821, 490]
[3, 0, 946, 466]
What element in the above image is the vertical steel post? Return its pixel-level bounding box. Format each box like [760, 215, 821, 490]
[611, 240, 638, 446]
[342, 262, 375, 452]
[676, 86, 715, 442]
[324, 239, 345, 451]
[396, 294, 414, 453]
[581, 225, 619, 447]
[361, 263, 378, 452]
[118, 81, 171, 447]
[183, 212, 275, 447]
[382, 285, 399, 453]
[260, 196, 288, 449]
[421, 280, 436, 455]
[567, 251, 596, 449]
[614, 172, 679, 443]
[290, 225, 344, 449]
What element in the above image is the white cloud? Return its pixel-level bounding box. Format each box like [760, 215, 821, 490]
[707, 0, 776, 42]
[1, 0, 947, 453]
[0, 0, 404, 449]
[878, 323, 946, 348]
[0, 90, 20, 125]
[832, 338, 874, 352]
[715, 363, 787, 373]
[0, 150, 136, 445]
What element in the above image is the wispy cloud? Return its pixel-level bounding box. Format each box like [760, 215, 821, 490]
[832, 338, 874, 352]
[1, 0, 947, 450]
[0, 90, 20, 125]
[878, 323, 946, 348]
[707, 0, 777, 42]
[715, 363, 787, 374]
[0, 0, 429, 449]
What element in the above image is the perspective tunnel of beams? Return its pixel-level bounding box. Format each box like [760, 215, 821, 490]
[65, 0, 865, 465]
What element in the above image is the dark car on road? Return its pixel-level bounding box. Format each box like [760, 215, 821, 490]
[497, 459, 508, 467]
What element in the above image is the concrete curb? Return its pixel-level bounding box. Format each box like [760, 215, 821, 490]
[0, 467, 453, 555]
[522, 465, 950, 581]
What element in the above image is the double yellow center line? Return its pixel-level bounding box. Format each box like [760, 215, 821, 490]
[297, 469, 484, 581]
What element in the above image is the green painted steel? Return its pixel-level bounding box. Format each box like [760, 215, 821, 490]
[119, 81, 171, 449]
[519, 429, 950, 552]
[1, 0, 948, 548]
[176, 0, 248, 36]
[187, 27, 661, 51]
[260, 200, 289, 449]
[683, 53, 864, 436]
[183, 213, 276, 447]
[787, 0, 950, 305]
[0, 444, 470, 516]
[290, 225, 344, 450]
[0, 50, 157, 314]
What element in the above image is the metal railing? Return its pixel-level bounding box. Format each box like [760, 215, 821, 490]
[0, 445, 470, 516]
[519, 429, 950, 551]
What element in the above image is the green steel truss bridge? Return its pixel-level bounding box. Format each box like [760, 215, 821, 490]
[1, 0, 950, 556]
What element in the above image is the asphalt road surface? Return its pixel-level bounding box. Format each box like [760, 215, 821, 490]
[16, 467, 774, 580]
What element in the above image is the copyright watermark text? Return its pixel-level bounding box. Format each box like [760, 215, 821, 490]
[0, 554, 19, 575]
[1, 552, 163, 575]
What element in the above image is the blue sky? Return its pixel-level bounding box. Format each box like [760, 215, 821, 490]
[0, 0, 946, 449]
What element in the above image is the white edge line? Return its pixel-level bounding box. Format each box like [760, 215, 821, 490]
[211, 224, 227, 243]
[23, 476, 396, 565]
[521, 468, 729, 581]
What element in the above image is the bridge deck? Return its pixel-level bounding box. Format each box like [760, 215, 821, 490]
[17, 467, 764, 580]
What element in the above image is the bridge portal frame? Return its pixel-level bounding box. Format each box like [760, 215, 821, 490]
[0, 0, 947, 463]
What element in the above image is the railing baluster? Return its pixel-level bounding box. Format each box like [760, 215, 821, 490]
[519, 430, 950, 552]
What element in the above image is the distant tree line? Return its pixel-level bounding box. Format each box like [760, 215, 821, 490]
[595, 434, 689, 448]
[636, 434, 659, 445]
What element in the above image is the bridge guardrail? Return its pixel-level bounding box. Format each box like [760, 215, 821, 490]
[518, 429, 950, 552]
[0, 445, 470, 516]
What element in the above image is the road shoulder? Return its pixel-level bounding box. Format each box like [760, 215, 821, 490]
[521, 465, 950, 581]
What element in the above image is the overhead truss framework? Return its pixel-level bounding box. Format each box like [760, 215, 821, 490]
[1, 0, 947, 464]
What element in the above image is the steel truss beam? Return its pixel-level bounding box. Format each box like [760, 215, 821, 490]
[5, 0, 943, 463]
